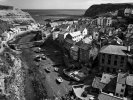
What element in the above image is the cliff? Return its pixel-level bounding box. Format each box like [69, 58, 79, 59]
[0, 5, 35, 34]
[0, 19, 13, 34]
[84, 3, 133, 17]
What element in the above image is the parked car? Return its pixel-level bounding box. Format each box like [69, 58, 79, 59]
[54, 67, 59, 72]
[34, 55, 42, 62]
[41, 54, 46, 60]
[34, 47, 41, 53]
[63, 69, 81, 82]
[45, 67, 51, 73]
[56, 77, 63, 83]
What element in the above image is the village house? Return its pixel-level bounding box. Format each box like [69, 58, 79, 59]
[63, 38, 76, 53]
[92, 30, 99, 40]
[127, 24, 133, 34]
[70, 45, 79, 61]
[115, 73, 133, 99]
[115, 73, 127, 98]
[52, 31, 60, 40]
[97, 17, 114, 27]
[66, 31, 82, 42]
[78, 43, 91, 64]
[97, 17, 107, 27]
[98, 92, 125, 100]
[57, 24, 70, 32]
[106, 17, 113, 26]
[124, 8, 133, 16]
[82, 36, 93, 44]
[91, 19, 97, 26]
[57, 31, 68, 44]
[65, 27, 88, 43]
[99, 45, 129, 73]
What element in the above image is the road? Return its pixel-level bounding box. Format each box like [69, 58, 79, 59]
[15, 32, 72, 100]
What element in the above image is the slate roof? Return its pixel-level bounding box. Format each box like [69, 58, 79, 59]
[100, 45, 127, 56]
[92, 77, 106, 90]
[117, 73, 128, 84]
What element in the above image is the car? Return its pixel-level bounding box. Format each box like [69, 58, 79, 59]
[54, 67, 59, 72]
[45, 67, 51, 72]
[41, 54, 46, 60]
[34, 56, 42, 62]
[34, 47, 41, 53]
[56, 77, 63, 83]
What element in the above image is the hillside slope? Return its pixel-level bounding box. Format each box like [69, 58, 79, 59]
[84, 3, 133, 17]
[0, 19, 13, 34]
[0, 5, 36, 34]
[0, 6, 35, 25]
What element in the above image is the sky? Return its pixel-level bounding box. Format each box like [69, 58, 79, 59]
[0, 0, 133, 9]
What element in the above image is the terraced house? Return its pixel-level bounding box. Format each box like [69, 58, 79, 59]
[99, 45, 130, 73]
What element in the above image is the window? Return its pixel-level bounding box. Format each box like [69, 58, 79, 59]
[102, 59, 105, 64]
[116, 93, 119, 96]
[102, 54, 105, 58]
[121, 89, 124, 92]
[113, 68, 116, 72]
[114, 61, 117, 66]
[108, 60, 111, 64]
[121, 56, 124, 61]
[121, 57, 124, 64]
[120, 94, 123, 97]
[108, 55, 111, 59]
[107, 67, 110, 72]
[115, 55, 118, 59]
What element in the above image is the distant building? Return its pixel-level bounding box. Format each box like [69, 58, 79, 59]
[99, 45, 129, 73]
[97, 17, 114, 27]
[66, 31, 83, 42]
[124, 8, 133, 16]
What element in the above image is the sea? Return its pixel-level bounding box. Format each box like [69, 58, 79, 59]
[22, 9, 85, 24]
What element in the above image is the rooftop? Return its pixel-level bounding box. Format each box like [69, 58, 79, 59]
[100, 45, 127, 56]
[69, 31, 81, 37]
[98, 92, 123, 100]
[79, 43, 91, 50]
[92, 77, 106, 90]
[72, 84, 94, 100]
[117, 73, 127, 84]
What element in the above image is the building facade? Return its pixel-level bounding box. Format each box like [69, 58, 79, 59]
[70, 45, 79, 61]
[99, 45, 128, 73]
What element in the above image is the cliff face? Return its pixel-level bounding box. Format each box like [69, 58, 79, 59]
[0, 5, 35, 34]
[0, 20, 13, 34]
[84, 3, 133, 17]
[0, 6, 35, 25]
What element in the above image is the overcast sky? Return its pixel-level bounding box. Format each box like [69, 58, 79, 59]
[0, 0, 133, 9]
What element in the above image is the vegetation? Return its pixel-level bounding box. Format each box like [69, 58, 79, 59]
[84, 3, 133, 17]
